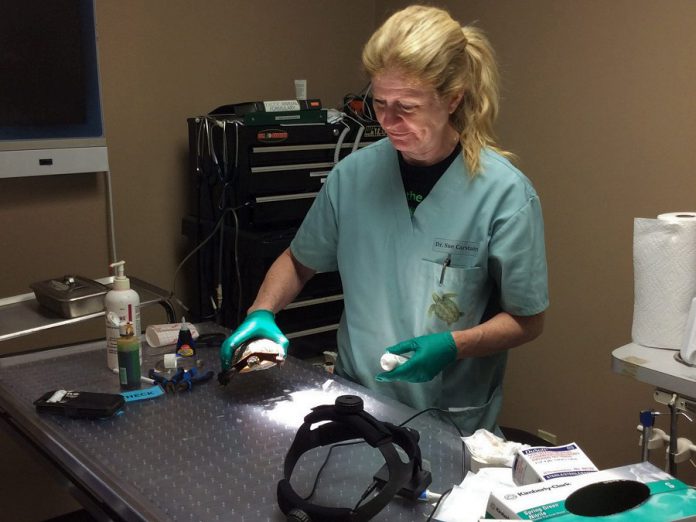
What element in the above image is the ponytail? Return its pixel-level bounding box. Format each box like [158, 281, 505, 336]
[452, 26, 515, 175]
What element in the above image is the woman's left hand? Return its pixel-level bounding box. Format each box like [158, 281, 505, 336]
[375, 332, 457, 383]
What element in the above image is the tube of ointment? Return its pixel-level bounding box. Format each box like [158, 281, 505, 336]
[380, 353, 409, 371]
[112, 368, 155, 384]
[145, 322, 199, 348]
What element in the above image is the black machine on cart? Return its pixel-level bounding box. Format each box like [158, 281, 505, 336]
[183, 103, 384, 359]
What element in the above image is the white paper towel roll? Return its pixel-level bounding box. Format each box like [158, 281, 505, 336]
[632, 212, 696, 349]
[680, 297, 696, 364]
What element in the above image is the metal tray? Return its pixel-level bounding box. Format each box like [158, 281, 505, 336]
[30, 275, 108, 318]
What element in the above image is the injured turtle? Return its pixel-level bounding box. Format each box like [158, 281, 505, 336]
[218, 338, 285, 385]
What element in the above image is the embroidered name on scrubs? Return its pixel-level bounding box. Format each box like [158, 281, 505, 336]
[433, 238, 480, 257]
[399, 143, 462, 215]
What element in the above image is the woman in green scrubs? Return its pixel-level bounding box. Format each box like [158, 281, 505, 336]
[221, 5, 548, 434]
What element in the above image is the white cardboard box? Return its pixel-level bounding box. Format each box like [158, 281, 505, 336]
[512, 442, 598, 485]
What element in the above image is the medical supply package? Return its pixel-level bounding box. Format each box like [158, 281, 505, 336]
[512, 442, 598, 486]
[487, 461, 696, 521]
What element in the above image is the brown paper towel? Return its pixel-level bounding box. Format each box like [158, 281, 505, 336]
[632, 212, 696, 349]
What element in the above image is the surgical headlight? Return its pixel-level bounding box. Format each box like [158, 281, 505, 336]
[277, 394, 431, 521]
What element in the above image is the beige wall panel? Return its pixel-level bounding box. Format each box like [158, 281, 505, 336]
[97, 0, 375, 310]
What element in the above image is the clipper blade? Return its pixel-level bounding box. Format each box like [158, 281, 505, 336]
[217, 367, 235, 385]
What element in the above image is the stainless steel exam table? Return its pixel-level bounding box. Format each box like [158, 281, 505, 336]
[0, 332, 464, 521]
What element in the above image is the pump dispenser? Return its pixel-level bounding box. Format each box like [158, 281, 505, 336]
[105, 261, 141, 370]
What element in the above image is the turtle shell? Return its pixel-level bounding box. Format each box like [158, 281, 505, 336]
[231, 338, 285, 373]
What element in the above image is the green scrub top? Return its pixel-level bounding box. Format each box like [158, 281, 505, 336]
[290, 138, 548, 433]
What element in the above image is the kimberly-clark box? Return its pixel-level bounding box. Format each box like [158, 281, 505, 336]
[488, 462, 696, 521]
[513, 443, 598, 485]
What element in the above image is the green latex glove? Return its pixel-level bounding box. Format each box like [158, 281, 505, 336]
[220, 310, 289, 371]
[375, 332, 457, 383]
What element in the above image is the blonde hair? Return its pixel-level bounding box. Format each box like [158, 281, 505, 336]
[362, 5, 514, 175]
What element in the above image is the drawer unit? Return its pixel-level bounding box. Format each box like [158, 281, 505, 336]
[184, 110, 384, 358]
[187, 115, 383, 229]
[276, 293, 344, 335]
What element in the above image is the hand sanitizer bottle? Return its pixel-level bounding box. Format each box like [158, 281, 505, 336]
[105, 261, 140, 370]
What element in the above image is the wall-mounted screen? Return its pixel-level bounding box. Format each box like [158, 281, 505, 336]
[0, 0, 109, 178]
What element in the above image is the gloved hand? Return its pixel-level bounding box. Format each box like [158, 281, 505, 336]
[375, 332, 457, 383]
[220, 310, 289, 371]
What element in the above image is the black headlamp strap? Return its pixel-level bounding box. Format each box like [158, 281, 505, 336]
[281, 424, 415, 521]
[385, 423, 423, 469]
[278, 395, 422, 522]
[278, 396, 422, 521]
[306, 404, 394, 446]
[283, 412, 391, 479]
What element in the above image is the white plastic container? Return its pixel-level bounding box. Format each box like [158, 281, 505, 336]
[105, 261, 140, 370]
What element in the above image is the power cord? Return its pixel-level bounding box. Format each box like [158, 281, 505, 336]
[212, 193, 244, 325]
[302, 439, 365, 501]
[425, 486, 453, 522]
[193, 116, 244, 321]
[397, 407, 464, 438]
[342, 83, 377, 124]
[339, 112, 366, 155]
[398, 405, 466, 521]
[169, 202, 250, 317]
[353, 479, 379, 511]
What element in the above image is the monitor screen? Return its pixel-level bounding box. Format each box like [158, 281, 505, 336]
[0, 0, 108, 177]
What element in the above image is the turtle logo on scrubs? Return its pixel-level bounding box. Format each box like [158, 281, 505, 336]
[428, 292, 463, 326]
